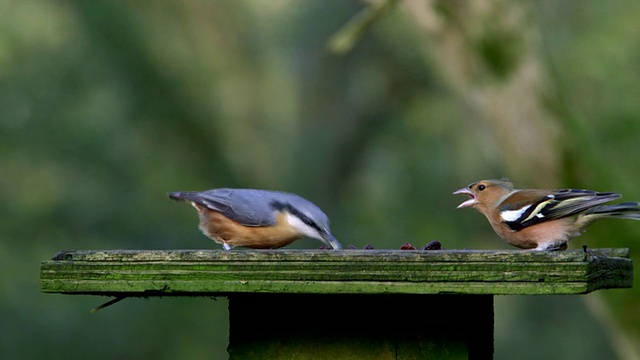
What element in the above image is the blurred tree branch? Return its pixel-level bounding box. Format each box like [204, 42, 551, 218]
[402, 0, 561, 187]
[326, 0, 400, 54]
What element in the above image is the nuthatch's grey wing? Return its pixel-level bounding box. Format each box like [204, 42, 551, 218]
[169, 189, 278, 226]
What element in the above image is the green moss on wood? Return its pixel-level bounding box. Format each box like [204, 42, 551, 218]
[40, 249, 632, 296]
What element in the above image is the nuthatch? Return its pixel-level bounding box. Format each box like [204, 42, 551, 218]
[168, 188, 343, 250]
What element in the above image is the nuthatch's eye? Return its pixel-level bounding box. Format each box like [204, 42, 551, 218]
[478, 184, 486, 191]
[270, 200, 287, 211]
[301, 215, 314, 226]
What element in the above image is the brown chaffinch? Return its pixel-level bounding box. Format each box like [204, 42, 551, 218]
[453, 179, 640, 250]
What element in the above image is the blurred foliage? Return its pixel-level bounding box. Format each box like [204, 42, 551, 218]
[2, 0, 640, 359]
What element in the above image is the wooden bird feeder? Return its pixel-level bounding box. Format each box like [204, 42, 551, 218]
[40, 248, 633, 359]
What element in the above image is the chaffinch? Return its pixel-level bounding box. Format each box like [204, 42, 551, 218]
[453, 179, 640, 250]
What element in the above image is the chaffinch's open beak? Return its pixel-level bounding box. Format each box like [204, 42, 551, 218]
[453, 188, 477, 208]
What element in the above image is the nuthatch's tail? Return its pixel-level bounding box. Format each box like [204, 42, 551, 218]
[588, 202, 640, 220]
[168, 191, 202, 203]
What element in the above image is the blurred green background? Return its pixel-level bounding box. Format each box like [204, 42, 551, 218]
[2, 0, 640, 359]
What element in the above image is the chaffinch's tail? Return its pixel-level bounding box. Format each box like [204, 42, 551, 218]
[587, 202, 640, 220]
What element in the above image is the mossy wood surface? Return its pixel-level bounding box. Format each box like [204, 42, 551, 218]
[40, 248, 632, 296]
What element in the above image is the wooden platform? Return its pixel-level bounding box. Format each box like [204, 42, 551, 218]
[40, 248, 633, 359]
[41, 248, 632, 296]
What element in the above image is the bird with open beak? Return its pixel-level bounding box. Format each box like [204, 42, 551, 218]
[453, 179, 640, 250]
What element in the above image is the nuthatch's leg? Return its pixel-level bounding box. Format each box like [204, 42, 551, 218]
[223, 243, 232, 251]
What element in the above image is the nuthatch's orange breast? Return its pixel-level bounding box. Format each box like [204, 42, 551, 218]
[193, 203, 300, 249]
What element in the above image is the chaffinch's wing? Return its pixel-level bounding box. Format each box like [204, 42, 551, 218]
[498, 189, 621, 231]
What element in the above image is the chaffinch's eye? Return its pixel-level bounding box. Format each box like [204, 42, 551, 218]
[478, 184, 486, 191]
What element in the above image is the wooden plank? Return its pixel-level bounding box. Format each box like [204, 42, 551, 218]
[48, 248, 630, 262]
[40, 248, 633, 296]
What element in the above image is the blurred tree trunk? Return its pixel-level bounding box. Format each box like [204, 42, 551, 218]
[403, 0, 560, 187]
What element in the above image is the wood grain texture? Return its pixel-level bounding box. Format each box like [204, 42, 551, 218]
[40, 249, 632, 296]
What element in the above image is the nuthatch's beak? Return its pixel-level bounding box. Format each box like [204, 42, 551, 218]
[321, 232, 343, 250]
[453, 187, 477, 209]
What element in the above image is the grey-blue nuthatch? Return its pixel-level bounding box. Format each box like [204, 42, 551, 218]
[169, 188, 342, 250]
